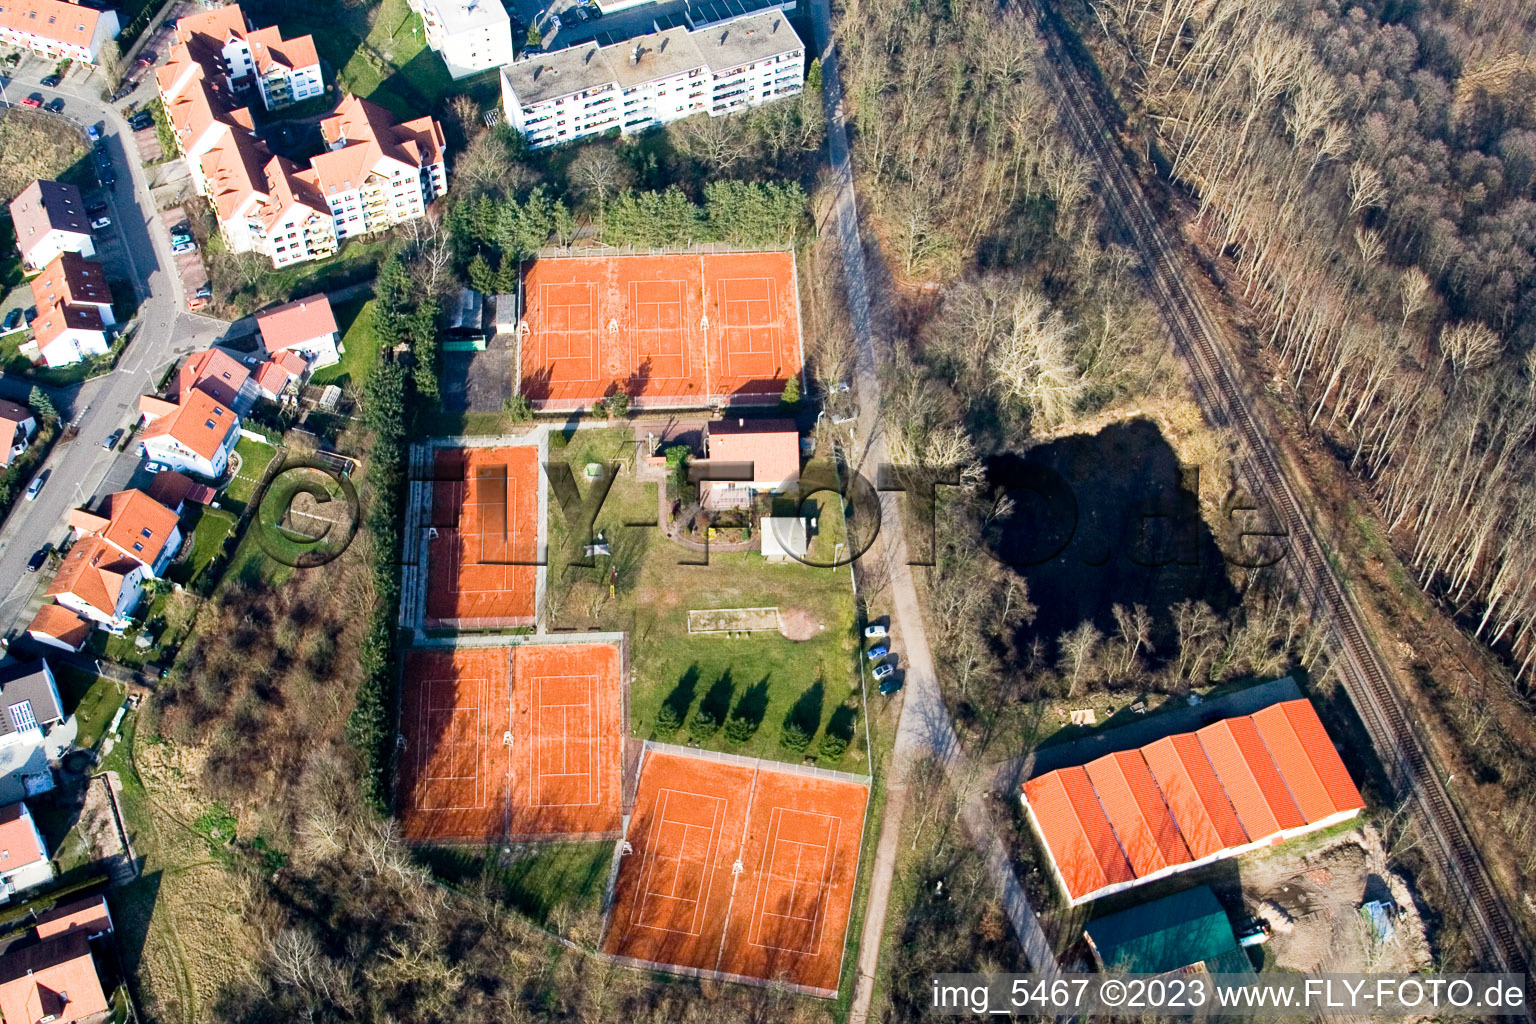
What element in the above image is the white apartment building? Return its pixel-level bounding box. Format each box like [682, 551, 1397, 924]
[0, 0, 119, 64]
[409, 0, 514, 79]
[314, 95, 448, 242]
[167, 4, 323, 111]
[501, 11, 804, 149]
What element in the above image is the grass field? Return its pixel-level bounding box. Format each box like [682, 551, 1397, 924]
[165, 506, 237, 587]
[281, 0, 452, 120]
[310, 297, 381, 389]
[226, 437, 279, 508]
[0, 108, 88, 205]
[53, 665, 124, 752]
[542, 428, 866, 771]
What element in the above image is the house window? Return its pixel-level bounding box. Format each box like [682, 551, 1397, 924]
[8, 700, 37, 733]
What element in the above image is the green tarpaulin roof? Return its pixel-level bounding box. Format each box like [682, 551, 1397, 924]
[1085, 885, 1253, 974]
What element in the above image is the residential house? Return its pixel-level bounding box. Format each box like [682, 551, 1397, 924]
[0, 931, 110, 1024]
[0, 0, 120, 64]
[145, 469, 217, 510]
[67, 489, 183, 577]
[254, 350, 307, 403]
[35, 896, 114, 942]
[24, 606, 91, 654]
[0, 661, 65, 749]
[501, 11, 804, 149]
[47, 536, 148, 626]
[0, 801, 54, 899]
[178, 347, 254, 411]
[313, 95, 447, 243]
[137, 388, 240, 478]
[409, 0, 513, 78]
[165, 3, 321, 110]
[8, 180, 93, 271]
[256, 292, 341, 367]
[0, 400, 36, 469]
[28, 251, 113, 368]
[700, 418, 800, 507]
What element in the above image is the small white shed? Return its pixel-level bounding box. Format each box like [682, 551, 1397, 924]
[761, 517, 809, 562]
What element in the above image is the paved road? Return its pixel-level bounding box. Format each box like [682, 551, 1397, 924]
[801, 2, 1058, 1018]
[0, 60, 231, 636]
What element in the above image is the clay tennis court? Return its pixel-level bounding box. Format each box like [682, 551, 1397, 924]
[399, 643, 625, 842]
[426, 446, 539, 629]
[520, 252, 803, 410]
[602, 750, 868, 995]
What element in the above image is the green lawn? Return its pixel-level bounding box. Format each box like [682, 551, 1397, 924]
[226, 437, 279, 507]
[281, 0, 452, 120]
[310, 297, 381, 389]
[165, 506, 237, 587]
[544, 430, 866, 771]
[417, 842, 614, 930]
[54, 665, 125, 752]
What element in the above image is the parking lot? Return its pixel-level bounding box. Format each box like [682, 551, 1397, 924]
[159, 205, 209, 310]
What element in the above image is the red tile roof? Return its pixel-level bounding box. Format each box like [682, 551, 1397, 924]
[25, 605, 91, 651]
[179, 348, 250, 407]
[0, 802, 45, 870]
[0, 932, 109, 1024]
[0, 0, 109, 50]
[89, 489, 181, 569]
[256, 293, 336, 353]
[139, 388, 236, 463]
[46, 536, 140, 618]
[706, 418, 800, 487]
[1023, 698, 1363, 903]
[35, 895, 112, 941]
[30, 251, 111, 310]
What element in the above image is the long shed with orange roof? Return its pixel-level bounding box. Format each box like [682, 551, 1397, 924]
[1021, 698, 1364, 905]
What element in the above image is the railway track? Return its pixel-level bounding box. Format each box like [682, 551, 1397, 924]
[1024, 0, 1529, 981]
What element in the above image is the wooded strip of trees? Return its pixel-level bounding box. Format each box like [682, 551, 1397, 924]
[1079, 0, 1536, 674]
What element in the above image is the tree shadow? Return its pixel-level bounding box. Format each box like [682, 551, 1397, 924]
[661, 664, 700, 721]
[825, 703, 857, 742]
[782, 678, 824, 735]
[699, 669, 734, 723]
[725, 676, 770, 742]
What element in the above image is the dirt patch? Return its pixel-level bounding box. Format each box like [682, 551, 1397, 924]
[1241, 824, 1430, 973]
[0, 109, 87, 204]
[779, 606, 823, 641]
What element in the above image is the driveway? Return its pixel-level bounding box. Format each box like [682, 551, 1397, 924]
[0, 59, 236, 637]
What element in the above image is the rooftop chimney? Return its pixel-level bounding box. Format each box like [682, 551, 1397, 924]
[630, 44, 641, 65]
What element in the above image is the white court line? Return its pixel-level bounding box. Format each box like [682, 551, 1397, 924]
[528, 673, 601, 807]
[536, 281, 600, 386]
[632, 789, 725, 938]
[747, 807, 839, 955]
[415, 673, 491, 811]
[628, 279, 691, 381]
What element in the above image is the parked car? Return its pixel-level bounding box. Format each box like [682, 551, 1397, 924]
[86, 200, 108, 217]
[194, 281, 212, 300]
[877, 675, 903, 696]
[128, 110, 154, 131]
[864, 623, 888, 639]
[85, 123, 100, 141]
[144, 461, 166, 474]
[20, 95, 41, 108]
[866, 645, 889, 662]
[102, 429, 122, 450]
[1, 309, 21, 332]
[26, 545, 51, 573]
[40, 74, 60, 87]
[91, 215, 111, 230]
[872, 663, 896, 683]
[170, 223, 193, 244]
[172, 239, 196, 255]
[187, 295, 207, 311]
[25, 471, 47, 500]
[45, 98, 64, 113]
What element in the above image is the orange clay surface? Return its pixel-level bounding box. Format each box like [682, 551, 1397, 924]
[399, 643, 623, 842]
[426, 446, 539, 628]
[521, 252, 803, 410]
[602, 750, 867, 994]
